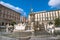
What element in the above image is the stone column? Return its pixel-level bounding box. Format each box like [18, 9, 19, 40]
[6, 24, 9, 32]
[44, 23, 47, 30]
[31, 22, 34, 36]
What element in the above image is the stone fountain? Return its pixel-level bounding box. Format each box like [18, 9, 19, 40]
[0, 23, 36, 40]
[14, 23, 26, 32]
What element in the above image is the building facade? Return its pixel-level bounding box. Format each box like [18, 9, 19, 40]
[0, 4, 20, 26]
[28, 10, 60, 31]
[20, 16, 27, 23]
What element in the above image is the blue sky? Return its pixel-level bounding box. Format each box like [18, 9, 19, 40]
[0, 0, 60, 18]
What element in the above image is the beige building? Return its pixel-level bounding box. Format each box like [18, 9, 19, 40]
[29, 10, 60, 24]
[0, 3, 20, 26]
[20, 16, 27, 23]
[28, 10, 60, 31]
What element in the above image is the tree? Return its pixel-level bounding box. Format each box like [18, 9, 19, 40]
[10, 20, 16, 32]
[11, 20, 16, 26]
[54, 18, 60, 27]
[49, 21, 53, 25]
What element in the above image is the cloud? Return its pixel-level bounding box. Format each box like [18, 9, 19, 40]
[48, 0, 60, 9]
[0, 1, 27, 17]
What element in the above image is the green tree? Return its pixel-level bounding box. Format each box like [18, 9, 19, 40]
[54, 18, 60, 27]
[49, 21, 53, 25]
[11, 20, 16, 26]
[10, 20, 16, 32]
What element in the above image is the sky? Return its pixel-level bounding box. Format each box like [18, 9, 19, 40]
[0, 0, 60, 18]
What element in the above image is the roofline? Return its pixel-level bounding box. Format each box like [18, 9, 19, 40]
[0, 4, 21, 14]
[29, 9, 60, 14]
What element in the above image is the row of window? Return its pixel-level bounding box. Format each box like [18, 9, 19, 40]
[30, 10, 60, 21]
[0, 13, 20, 20]
[35, 11, 60, 19]
[0, 7, 20, 21]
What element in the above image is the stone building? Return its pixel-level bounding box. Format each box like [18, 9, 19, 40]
[28, 9, 60, 31]
[0, 3, 20, 26]
[20, 16, 27, 23]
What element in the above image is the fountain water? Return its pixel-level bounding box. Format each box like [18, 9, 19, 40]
[14, 23, 26, 32]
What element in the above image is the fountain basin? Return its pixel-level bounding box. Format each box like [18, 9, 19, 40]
[1, 31, 32, 38]
[17, 36, 31, 40]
